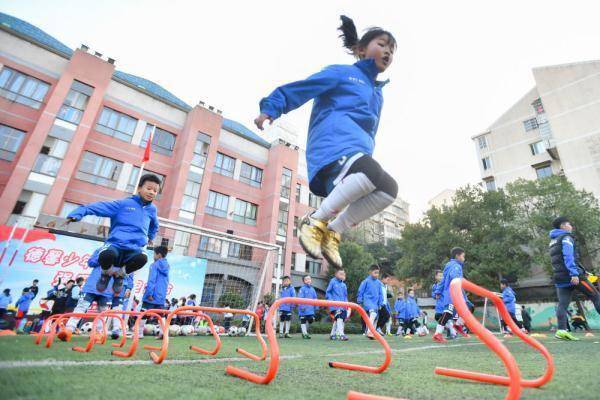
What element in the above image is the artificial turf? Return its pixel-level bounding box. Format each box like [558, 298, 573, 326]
[0, 332, 598, 400]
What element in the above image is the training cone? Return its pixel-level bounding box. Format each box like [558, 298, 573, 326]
[530, 333, 547, 338]
[585, 332, 594, 337]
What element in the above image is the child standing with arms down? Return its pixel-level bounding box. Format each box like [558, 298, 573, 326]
[278, 276, 296, 338]
[297, 275, 318, 339]
[357, 265, 384, 339]
[65, 174, 160, 294]
[255, 16, 398, 269]
[326, 269, 349, 341]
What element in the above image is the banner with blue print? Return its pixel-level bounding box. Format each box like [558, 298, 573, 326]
[0, 225, 206, 313]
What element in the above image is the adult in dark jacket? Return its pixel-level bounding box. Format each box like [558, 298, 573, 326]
[549, 216, 600, 341]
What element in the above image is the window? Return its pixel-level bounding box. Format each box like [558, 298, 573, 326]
[280, 168, 292, 199]
[33, 154, 61, 177]
[0, 124, 26, 161]
[191, 134, 210, 169]
[291, 252, 297, 271]
[0, 67, 50, 109]
[535, 165, 553, 179]
[213, 152, 235, 177]
[295, 183, 302, 203]
[239, 162, 263, 187]
[306, 259, 321, 275]
[197, 236, 222, 255]
[233, 199, 258, 225]
[277, 202, 289, 236]
[309, 193, 322, 209]
[76, 152, 122, 188]
[530, 141, 547, 156]
[484, 179, 496, 191]
[482, 157, 492, 170]
[228, 242, 253, 260]
[205, 191, 229, 218]
[126, 167, 165, 198]
[140, 124, 176, 156]
[293, 216, 299, 237]
[57, 81, 92, 124]
[477, 136, 488, 149]
[523, 118, 538, 132]
[181, 181, 201, 213]
[96, 107, 137, 142]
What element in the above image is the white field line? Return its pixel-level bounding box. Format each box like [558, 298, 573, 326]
[0, 339, 562, 369]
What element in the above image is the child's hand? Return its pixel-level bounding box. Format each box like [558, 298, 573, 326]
[254, 113, 273, 130]
[62, 217, 77, 227]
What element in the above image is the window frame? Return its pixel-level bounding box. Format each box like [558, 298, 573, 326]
[239, 162, 263, 187]
[0, 124, 26, 162]
[232, 198, 258, 226]
[213, 152, 236, 177]
[95, 106, 138, 143]
[76, 151, 123, 189]
[0, 66, 50, 109]
[140, 124, 177, 156]
[205, 190, 229, 218]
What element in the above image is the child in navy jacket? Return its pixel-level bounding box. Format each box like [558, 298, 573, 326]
[326, 269, 348, 341]
[357, 265, 384, 338]
[279, 276, 296, 338]
[66, 174, 160, 294]
[297, 275, 318, 339]
[256, 16, 398, 270]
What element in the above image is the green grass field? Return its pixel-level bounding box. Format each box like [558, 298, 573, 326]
[0, 332, 598, 400]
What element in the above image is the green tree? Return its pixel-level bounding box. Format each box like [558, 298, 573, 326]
[218, 291, 245, 309]
[506, 176, 600, 271]
[330, 241, 375, 301]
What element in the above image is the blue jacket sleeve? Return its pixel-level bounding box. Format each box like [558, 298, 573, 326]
[357, 280, 366, 304]
[562, 237, 579, 276]
[502, 288, 515, 305]
[156, 260, 169, 275]
[148, 210, 159, 241]
[259, 66, 341, 119]
[67, 200, 122, 221]
[325, 280, 334, 300]
[145, 267, 156, 295]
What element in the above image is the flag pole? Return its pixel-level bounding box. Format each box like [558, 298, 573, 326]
[123, 124, 156, 327]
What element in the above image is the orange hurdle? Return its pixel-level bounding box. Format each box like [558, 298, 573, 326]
[434, 278, 555, 400]
[149, 306, 265, 364]
[40, 313, 107, 348]
[111, 309, 168, 358]
[226, 297, 392, 385]
[72, 311, 127, 353]
[347, 391, 409, 400]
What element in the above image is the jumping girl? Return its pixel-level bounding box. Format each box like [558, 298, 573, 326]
[255, 16, 398, 268]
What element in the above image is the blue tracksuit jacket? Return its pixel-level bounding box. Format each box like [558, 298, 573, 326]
[279, 285, 296, 312]
[432, 282, 444, 314]
[0, 293, 12, 309]
[83, 249, 115, 298]
[440, 259, 464, 309]
[142, 258, 170, 306]
[549, 229, 581, 288]
[325, 278, 348, 311]
[394, 298, 405, 319]
[501, 287, 517, 314]
[16, 292, 34, 312]
[259, 58, 389, 183]
[67, 195, 158, 251]
[297, 284, 318, 316]
[357, 275, 384, 311]
[403, 296, 421, 319]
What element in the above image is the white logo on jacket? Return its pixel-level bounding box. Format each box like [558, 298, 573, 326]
[348, 76, 366, 84]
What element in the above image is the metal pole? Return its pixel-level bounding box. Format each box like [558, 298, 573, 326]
[482, 297, 488, 328]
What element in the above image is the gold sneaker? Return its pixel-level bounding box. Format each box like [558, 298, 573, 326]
[299, 213, 327, 258]
[322, 229, 343, 268]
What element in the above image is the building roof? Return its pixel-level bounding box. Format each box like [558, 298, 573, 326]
[222, 118, 271, 148]
[0, 12, 269, 147]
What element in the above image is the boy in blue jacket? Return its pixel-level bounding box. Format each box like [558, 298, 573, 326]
[297, 275, 318, 339]
[139, 246, 170, 338]
[15, 288, 34, 330]
[433, 248, 466, 343]
[278, 276, 296, 338]
[357, 265, 384, 338]
[59, 248, 116, 341]
[403, 289, 421, 336]
[255, 16, 398, 270]
[549, 216, 600, 341]
[326, 269, 348, 341]
[499, 279, 523, 335]
[65, 174, 160, 295]
[393, 292, 406, 336]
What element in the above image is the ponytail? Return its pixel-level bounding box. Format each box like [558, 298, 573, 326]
[338, 15, 359, 52]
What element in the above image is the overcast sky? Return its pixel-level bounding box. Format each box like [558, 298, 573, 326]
[2, 0, 600, 221]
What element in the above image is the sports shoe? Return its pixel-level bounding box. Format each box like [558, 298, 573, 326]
[279, 333, 285, 339]
[96, 269, 111, 292]
[555, 329, 579, 341]
[321, 229, 343, 269]
[111, 266, 126, 295]
[339, 335, 349, 341]
[330, 335, 337, 341]
[366, 332, 375, 340]
[585, 332, 595, 337]
[111, 330, 121, 340]
[57, 328, 73, 342]
[302, 334, 311, 339]
[298, 213, 326, 258]
[284, 333, 292, 338]
[432, 333, 447, 343]
[454, 324, 470, 338]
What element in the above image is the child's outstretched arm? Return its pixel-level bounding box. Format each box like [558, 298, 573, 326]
[255, 65, 341, 130]
[66, 200, 123, 222]
[148, 212, 159, 246]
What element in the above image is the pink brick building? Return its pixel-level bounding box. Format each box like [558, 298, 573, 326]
[0, 13, 329, 297]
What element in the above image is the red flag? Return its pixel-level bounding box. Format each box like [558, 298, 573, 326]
[142, 138, 151, 162]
